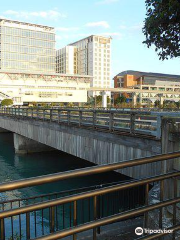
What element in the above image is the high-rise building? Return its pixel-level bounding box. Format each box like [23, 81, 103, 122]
[56, 46, 77, 74]
[56, 35, 112, 94]
[0, 19, 55, 73]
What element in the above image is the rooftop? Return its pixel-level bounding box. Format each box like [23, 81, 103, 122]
[68, 34, 112, 46]
[0, 69, 92, 79]
[0, 18, 54, 31]
[116, 70, 180, 80]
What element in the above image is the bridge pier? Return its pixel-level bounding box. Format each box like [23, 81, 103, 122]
[13, 133, 54, 154]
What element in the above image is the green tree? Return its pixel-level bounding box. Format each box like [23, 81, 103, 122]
[114, 96, 127, 105]
[143, 0, 180, 60]
[1, 99, 13, 106]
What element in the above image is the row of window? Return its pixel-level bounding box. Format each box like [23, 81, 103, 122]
[1, 43, 55, 56]
[0, 27, 55, 41]
[0, 53, 54, 63]
[1, 35, 55, 48]
[1, 61, 55, 71]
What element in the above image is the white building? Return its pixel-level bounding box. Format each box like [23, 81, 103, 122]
[0, 70, 91, 105]
[56, 35, 112, 95]
[56, 46, 77, 74]
[0, 19, 56, 73]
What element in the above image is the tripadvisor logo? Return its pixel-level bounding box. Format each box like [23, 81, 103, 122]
[135, 227, 143, 235]
[135, 227, 174, 235]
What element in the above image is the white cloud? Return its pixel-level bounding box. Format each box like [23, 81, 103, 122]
[3, 9, 66, 20]
[86, 21, 110, 29]
[56, 27, 80, 32]
[96, 0, 119, 5]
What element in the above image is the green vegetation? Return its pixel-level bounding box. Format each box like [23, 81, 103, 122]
[143, 0, 180, 60]
[1, 99, 13, 106]
[114, 96, 127, 106]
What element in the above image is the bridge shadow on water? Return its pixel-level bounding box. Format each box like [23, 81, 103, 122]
[0, 133, 147, 239]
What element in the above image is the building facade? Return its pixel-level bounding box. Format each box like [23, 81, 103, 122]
[0, 70, 91, 105]
[56, 46, 77, 74]
[114, 70, 180, 104]
[0, 19, 55, 73]
[56, 35, 112, 95]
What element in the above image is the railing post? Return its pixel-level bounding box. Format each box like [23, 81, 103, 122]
[67, 110, 70, 125]
[58, 109, 60, 123]
[173, 177, 177, 240]
[130, 113, 136, 134]
[43, 109, 45, 121]
[159, 180, 164, 229]
[26, 108, 28, 118]
[93, 111, 97, 129]
[79, 110, 82, 127]
[50, 109, 52, 122]
[37, 108, 39, 120]
[0, 219, 5, 240]
[31, 109, 33, 119]
[73, 201, 77, 240]
[156, 115, 162, 139]
[109, 112, 114, 131]
[50, 206, 55, 233]
[144, 183, 149, 230]
[26, 212, 30, 240]
[93, 196, 97, 240]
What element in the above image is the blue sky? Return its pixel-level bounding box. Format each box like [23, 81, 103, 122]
[1, 0, 180, 78]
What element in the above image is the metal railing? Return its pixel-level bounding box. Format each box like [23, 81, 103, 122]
[0, 151, 180, 239]
[1, 107, 180, 139]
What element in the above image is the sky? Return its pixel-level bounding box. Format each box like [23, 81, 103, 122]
[0, 0, 180, 79]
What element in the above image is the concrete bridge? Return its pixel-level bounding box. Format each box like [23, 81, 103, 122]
[0, 108, 179, 179]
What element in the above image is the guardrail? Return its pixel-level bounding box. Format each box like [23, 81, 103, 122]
[1, 107, 179, 139]
[0, 151, 180, 239]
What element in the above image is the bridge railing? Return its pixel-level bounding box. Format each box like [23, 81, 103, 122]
[0, 152, 180, 239]
[1, 107, 179, 139]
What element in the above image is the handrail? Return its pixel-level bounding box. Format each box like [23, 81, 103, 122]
[0, 152, 180, 240]
[0, 171, 179, 219]
[0, 107, 172, 139]
[0, 151, 180, 192]
[32, 197, 180, 240]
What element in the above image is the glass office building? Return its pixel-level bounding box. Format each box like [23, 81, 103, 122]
[0, 19, 55, 73]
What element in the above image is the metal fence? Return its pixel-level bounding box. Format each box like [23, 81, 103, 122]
[0, 152, 180, 239]
[1, 107, 180, 139]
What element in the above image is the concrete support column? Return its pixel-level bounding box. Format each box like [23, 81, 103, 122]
[159, 94, 164, 107]
[139, 93, 142, 105]
[14, 133, 54, 154]
[102, 91, 107, 108]
[132, 93, 137, 107]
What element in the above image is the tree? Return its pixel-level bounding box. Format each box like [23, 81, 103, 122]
[1, 99, 13, 106]
[114, 96, 127, 105]
[143, 0, 180, 60]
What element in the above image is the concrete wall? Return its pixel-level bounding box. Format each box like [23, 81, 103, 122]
[0, 116, 161, 179]
[14, 133, 54, 154]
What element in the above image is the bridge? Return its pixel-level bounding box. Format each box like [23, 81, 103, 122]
[0, 107, 180, 239]
[0, 107, 180, 179]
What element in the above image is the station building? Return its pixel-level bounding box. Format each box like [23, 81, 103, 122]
[114, 70, 180, 104]
[0, 70, 91, 105]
